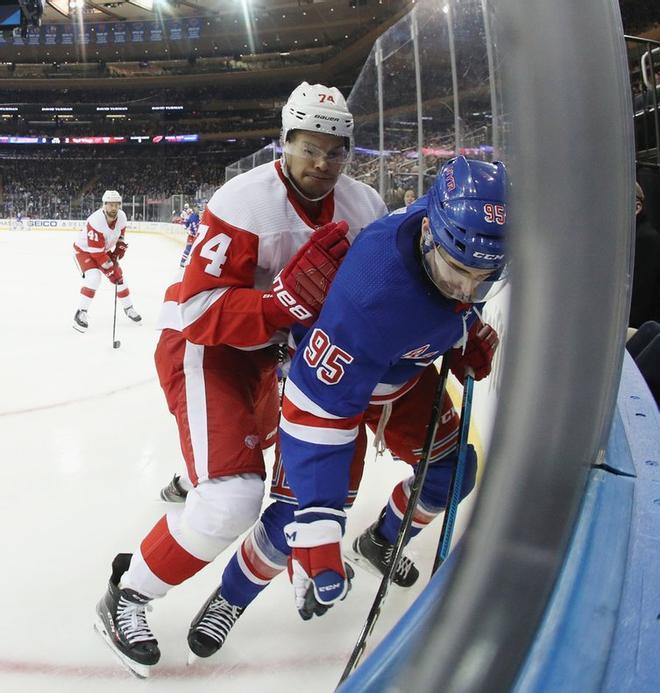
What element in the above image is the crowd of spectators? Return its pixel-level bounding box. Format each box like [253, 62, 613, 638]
[346, 122, 492, 208]
[7, 46, 339, 82]
[0, 117, 495, 219]
[3, 117, 278, 139]
[0, 144, 232, 219]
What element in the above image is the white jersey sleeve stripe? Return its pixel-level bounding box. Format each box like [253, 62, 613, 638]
[284, 378, 344, 420]
[183, 341, 209, 483]
[156, 301, 183, 331]
[180, 286, 230, 329]
[280, 415, 358, 446]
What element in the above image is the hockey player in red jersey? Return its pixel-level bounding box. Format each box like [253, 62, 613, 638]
[72, 190, 141, 332]
[93, 82, 387, 677]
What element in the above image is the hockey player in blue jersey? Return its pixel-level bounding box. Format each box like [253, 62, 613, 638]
[179, 204, 200, 267]
[184, 157, 507, 657]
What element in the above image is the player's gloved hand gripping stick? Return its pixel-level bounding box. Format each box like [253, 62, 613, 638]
[112, 237, 128, 261]
[447, 321, 498, 383]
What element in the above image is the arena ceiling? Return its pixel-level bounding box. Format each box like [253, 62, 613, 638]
[42, 0, 376, 24]
[4, 1, 656, 65]
[4, 0, 412, 63]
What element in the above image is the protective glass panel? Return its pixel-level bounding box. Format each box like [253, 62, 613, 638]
[347, 0, 500, 210]
[224, 141, 279, 182]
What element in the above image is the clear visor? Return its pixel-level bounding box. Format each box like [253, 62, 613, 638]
[421, 229, 508, 303]
[283, 139, 351, 166]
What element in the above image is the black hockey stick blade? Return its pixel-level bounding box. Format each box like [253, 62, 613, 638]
[337, 358, 451, 686]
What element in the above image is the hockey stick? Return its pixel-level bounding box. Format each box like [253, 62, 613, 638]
[73, 254, 85, 278]
[338, 358, 451, 686]
[432, 370, 475, 574]
[112, 283, 121, 349]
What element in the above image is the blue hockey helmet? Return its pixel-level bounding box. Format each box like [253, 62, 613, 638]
[422, 156, 509, 302]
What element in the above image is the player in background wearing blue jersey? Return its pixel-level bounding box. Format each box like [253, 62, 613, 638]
[179, 204, 200, 268]
[185, 157, 507, 658]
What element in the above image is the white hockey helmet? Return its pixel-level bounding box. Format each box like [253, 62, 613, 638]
[102, 190, 122, 204]
[281, 82, 354, 146]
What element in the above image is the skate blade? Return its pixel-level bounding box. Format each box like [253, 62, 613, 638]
[187, 649, 200, 666]
[93, 616, 152, 679]
[72, 324, 87, 334]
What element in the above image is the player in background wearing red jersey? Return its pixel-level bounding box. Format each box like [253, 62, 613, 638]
[73, 190, 141, 332]
[94, 82, 386, 677]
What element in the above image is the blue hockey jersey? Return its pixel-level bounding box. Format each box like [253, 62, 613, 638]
[279, 199, 483, 512]
[184, 211, 200, 235]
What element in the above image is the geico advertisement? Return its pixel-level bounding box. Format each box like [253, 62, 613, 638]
[1, 219, 184, 235]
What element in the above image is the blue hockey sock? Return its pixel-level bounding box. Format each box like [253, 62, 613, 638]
[378, 500, 424, 545]
[219, 553, 265, 609]
[219, 502, 292, 608]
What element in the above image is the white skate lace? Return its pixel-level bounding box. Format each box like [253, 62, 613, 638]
[383, 545, 414, 581]
[116, 597, 155, 644]
[196, 597, 242, 644]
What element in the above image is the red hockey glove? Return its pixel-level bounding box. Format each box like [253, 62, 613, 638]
[99, 255, 123, 286]
[107, 262, 124, 285]
[285, 508, 354, 621]
[447, 321, 499, 383]
[113, 238, 128, 260]
[263, 221, 350, 329]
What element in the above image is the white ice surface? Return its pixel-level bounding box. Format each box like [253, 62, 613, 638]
[0, 229, 472, 692]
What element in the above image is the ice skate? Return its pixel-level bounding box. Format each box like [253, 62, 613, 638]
[347, 520, 419, 587]
[73, 309, 88, 333]
[124, 306, 142, 324]
[187, 587, 244, 663]
[159, 474, 188, 503]
[94, 553, 160, 678]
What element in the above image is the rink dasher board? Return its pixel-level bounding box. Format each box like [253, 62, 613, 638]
[0, 218, 186, 237]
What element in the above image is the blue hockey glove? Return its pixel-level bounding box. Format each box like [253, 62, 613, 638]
[285, 508, 354, 620]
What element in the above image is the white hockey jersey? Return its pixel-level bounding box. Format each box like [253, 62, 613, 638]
[156, 159, 387, 349]
[74, 208, 127, 254]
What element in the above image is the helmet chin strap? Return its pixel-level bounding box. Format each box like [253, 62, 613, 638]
[280, 154, 334, 203]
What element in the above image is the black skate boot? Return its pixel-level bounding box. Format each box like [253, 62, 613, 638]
[124, 306, 142, 324]
[187, 587, 244, 662]
[160, 474, 188, 502]
[73, 309, 88, 333]
[348, 517, 419, 587]
[94, 553, 160, 678]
